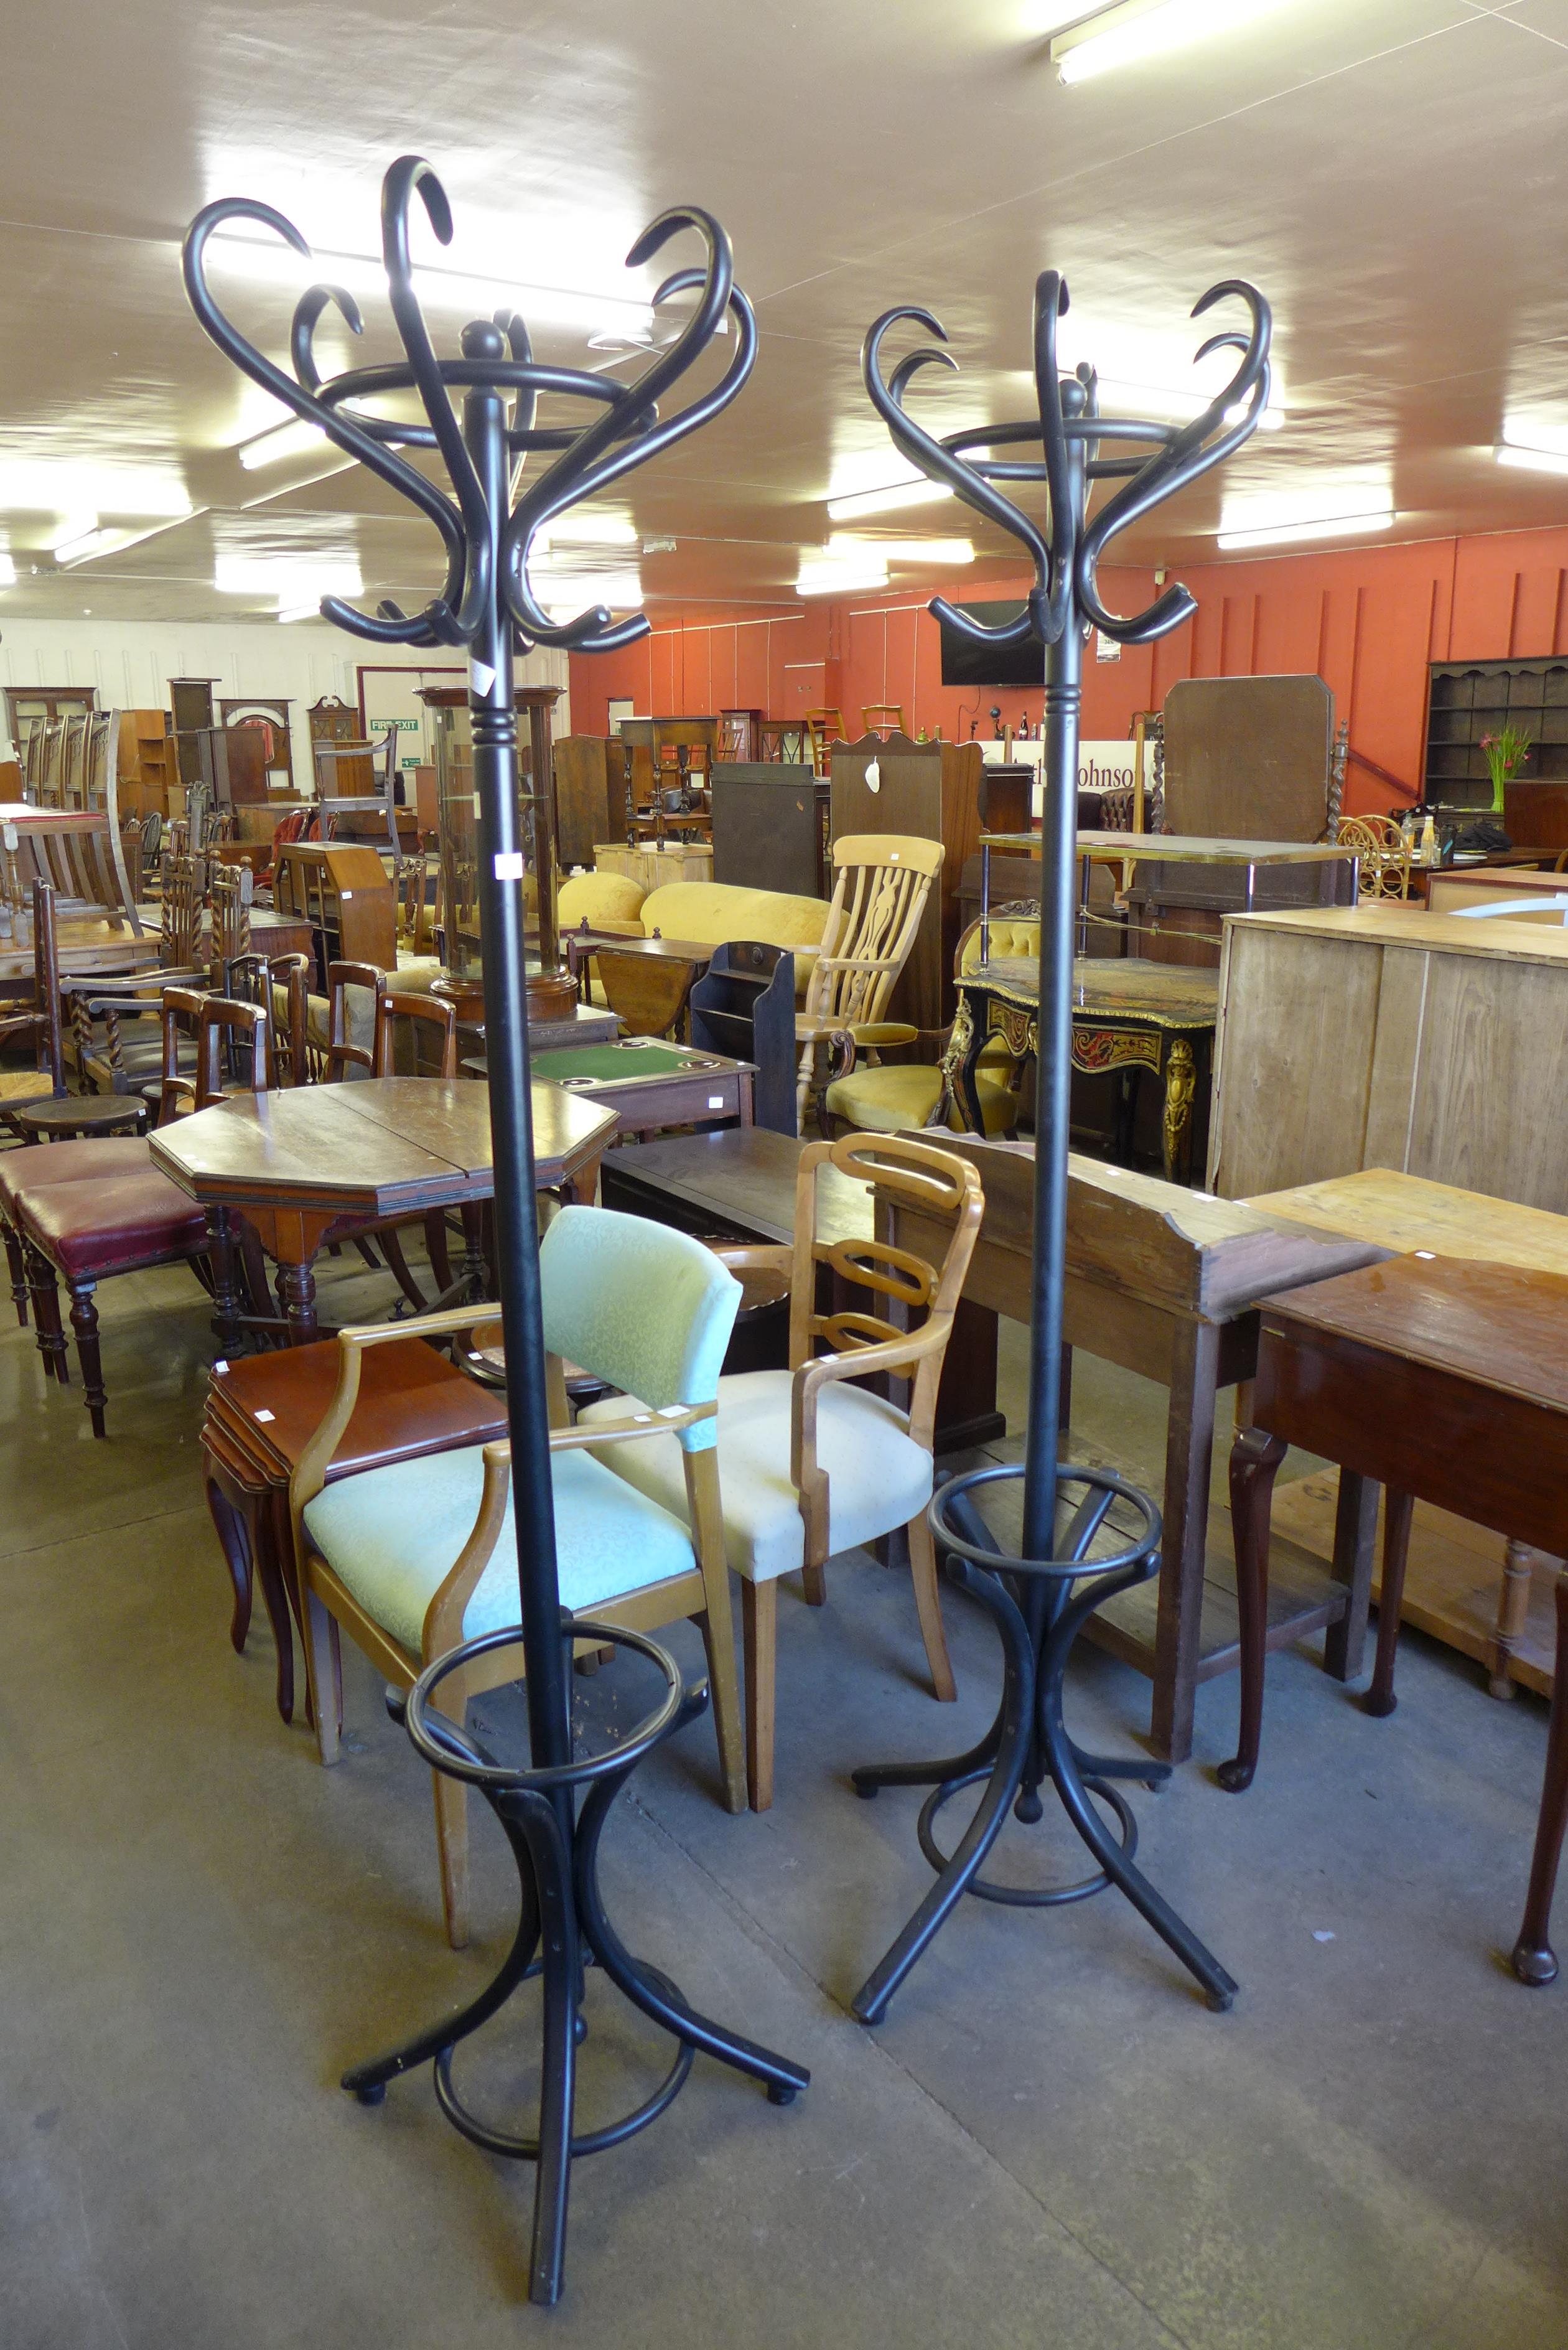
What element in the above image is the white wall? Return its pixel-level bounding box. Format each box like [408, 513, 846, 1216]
[0, 618, 571, 786]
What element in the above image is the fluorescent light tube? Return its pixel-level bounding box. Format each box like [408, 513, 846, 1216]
[0, 551, 15, 587]
[532, 569, 643, 609]
[215, 554, 363, 599]
[826, 480, 956, 523]
[535, 515, 640, 549]
[1216, 508, 1393, 550]
[1496, 442, 1568, 478]
[796, 555, 889, 596]
[238, 419, 330, 470]
[1090, 376, 1283, 432]
[277, 601, 322, 623]
[831, 534, 975, 564]
[1053, 0, 1295, 83]
[209, 234, 657, 340]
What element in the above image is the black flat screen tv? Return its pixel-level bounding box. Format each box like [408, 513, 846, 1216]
[938, 600, 1044, 688]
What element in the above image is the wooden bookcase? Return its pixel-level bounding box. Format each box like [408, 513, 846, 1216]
[117, 708, 177, 818]
[1424, 656, 1568, 808]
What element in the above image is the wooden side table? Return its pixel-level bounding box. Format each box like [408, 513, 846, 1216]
[1242, 1169, 1568, 1700]
[1220, 1254, 1568, 1985]
[880, 1133, 1388, 1762]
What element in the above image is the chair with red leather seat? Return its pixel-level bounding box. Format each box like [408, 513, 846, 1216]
[15, 993, 269, 1435]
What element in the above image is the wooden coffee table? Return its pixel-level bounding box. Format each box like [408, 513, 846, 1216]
[151, 1077, 617, 1340]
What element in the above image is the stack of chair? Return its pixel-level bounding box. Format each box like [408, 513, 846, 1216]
[201, 1331, 510, 1725]
[4, 990, 269, 1434]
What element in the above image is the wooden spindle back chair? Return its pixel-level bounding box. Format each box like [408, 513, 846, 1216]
[795, 833, 944, 1128]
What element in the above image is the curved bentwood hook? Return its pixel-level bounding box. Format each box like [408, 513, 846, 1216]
[182, 158, 755, 653]
[861, 268, 1271, 656]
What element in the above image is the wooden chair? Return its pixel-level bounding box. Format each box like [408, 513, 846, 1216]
[289, 1210, 747, 1945]
[314, 727, 401, 859]
[824, 907, 1037, 1138]
[861, 704, 906, 737]
[12, 993, 268, 1435]
[803, 708, 845, 777]
[1337, 813, 1412, 901]
[0, 879, 69, 1131]
[795, 832, 945, 1130]
[580, 1132, 984, 1809]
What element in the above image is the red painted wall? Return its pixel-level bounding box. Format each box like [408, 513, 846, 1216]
[569, 525, 1568, 816]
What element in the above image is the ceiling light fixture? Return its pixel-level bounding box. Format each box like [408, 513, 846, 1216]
[0, 461, 193, 519]
[1090, 375, 1284, 432]
[215, 553, 364, 606]
[795, 552, 889, 597]
[831, 533, 976, 564]
[276, 600, 322, 624]
[52, 510, 205, 569]
[531, 568, 645, 609]
[1052, 0, 1295, 83]
[826, 479, 956, 523]
[237, 418, 330, 470]
[1216, 507, 1394, 551]
[1496, 444, 1568, 479]
[208, 233, 660, 341]
[0, 551, 15, 588]
[534, 515, 640, 550]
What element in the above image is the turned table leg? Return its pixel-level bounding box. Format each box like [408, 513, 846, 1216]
[1490, 1540, 1535, 1701]
[1151, 1317, 1220, 1766]
[1364, 1488, 1415, 1717]
[276, 1255, 319, 1344]
[1512, 1570, 1568, 1987]
[1218, 1426, 1288, 1792]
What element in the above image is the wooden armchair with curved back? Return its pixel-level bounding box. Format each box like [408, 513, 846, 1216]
[580, 1131, 985, 1807]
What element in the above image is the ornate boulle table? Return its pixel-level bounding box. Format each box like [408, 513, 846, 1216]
[940, 953, 1219, 1181]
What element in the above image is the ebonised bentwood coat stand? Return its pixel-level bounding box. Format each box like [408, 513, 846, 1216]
[184, 156, 808, 2307]
[844, 269, 1275, 2023]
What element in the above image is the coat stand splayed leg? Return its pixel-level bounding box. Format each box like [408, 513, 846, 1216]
[183, 156, 807, 2307]
[846, 266, 1274, 2023]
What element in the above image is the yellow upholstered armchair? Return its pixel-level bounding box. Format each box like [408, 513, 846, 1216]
[825, 908, 1040, 1138]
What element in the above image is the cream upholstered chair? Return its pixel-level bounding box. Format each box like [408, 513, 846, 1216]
[796, 833, 945, 1130]
[824, 908, 1040, 1138]
[289, 1210, 747, 1948]
[580, 1134, 984, 1809]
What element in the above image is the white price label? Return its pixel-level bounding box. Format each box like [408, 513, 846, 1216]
[494, 851, 526, 881]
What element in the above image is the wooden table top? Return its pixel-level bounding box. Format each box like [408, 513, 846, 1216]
[981, 830, 1356, 867]
[151, 1077, 617, 1218]
[885, 1133, 1388, 1323]
[966, 955, 1219, 1026]
[1244, 1169, 1568, 1276]
[1259, 1254, 1568, 1418]
[1224, 902, 1568, 966]
[599, 1127, 872, 1248]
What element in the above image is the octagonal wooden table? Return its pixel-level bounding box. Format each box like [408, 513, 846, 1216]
[151, 1076, 618, 1341]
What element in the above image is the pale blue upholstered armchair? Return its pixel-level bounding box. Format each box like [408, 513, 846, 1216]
[579, 1134, 984, 1810]
[288, 1207, 745, 1947]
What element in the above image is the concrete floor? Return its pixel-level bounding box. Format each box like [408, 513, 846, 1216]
[2, 1254, 1567, 2349]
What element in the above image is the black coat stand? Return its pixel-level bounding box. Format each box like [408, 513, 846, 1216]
[184, 156, 807, 2306]
[844, 269, 1274, 2023]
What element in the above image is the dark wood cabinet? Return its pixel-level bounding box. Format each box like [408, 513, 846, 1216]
[1426, 657, 1568, 810]
[710, 762, 828, 897]
[553, 736, 634, 869]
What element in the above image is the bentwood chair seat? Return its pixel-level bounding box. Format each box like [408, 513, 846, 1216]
[580, 1131, 985, 1809]
[288, 1207, 748, 1948]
